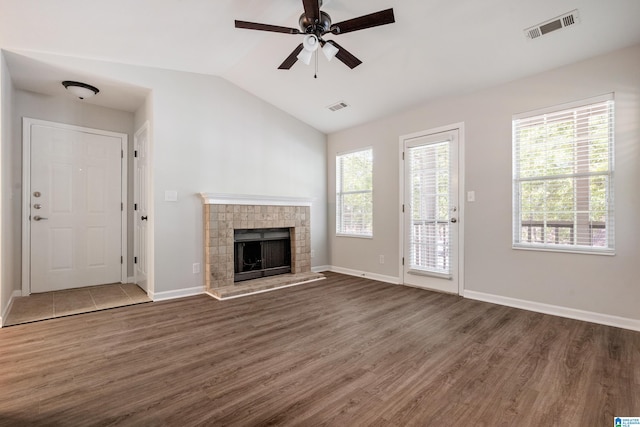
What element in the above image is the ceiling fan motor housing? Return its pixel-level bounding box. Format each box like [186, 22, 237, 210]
[299, 11, 332, 35]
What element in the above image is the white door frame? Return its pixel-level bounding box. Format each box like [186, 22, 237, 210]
[133, 121, 153, 296]
[21, 118, 128, 295]
[398, 122, 465, 295]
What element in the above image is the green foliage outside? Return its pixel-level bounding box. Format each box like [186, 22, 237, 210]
[336, 149, 373, 235]
[515, 106, 612, 247]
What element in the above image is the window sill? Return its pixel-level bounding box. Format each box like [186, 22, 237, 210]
[512, 245, 615, 256]
[336, 233, 373, 239]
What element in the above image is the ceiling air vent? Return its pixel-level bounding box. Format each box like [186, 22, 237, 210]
[524, 9, 580, 40]
[327, 101, 349, 112]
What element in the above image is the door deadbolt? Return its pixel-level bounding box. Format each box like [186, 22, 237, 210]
[33, 191, 41, 197]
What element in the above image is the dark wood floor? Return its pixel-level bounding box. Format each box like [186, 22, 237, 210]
[0, 272, 638, 426]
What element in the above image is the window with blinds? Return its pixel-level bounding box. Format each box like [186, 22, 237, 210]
[336, 148, 373, 237]
[512, 94, 615, 254]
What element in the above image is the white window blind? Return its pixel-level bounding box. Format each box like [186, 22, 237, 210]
[336, 148, 373, 237]
[512, 95, 615, 254]
[408, 140, 451, 275]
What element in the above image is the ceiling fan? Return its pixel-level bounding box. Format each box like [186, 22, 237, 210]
[235, 0, 395, 70]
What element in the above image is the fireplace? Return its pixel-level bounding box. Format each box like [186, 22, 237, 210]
[234, 228, 291, 282]
[200, 193, 314, 294]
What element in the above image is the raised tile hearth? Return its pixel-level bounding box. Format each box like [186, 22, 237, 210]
[207, 271, 324, 300]
[201, 194, 323, 298]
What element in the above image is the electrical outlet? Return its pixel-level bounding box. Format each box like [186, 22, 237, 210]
[379, 255, 385, 264]
[192, 263, 200, 274]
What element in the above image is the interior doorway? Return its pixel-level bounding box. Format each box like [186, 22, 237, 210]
[133, 122, 150, 292]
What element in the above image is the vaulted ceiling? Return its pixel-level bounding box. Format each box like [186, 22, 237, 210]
[2, 0, 640, 133]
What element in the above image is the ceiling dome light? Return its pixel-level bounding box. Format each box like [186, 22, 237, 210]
[62, 81, 100, 99]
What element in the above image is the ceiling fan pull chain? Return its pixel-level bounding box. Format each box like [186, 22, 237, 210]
[314, 49, 318, 79]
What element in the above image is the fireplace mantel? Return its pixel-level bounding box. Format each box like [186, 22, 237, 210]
[199, 193, 313, 207]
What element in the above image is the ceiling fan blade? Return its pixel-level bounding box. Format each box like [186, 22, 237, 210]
[302, 0, 321, 22]
[278, 44, 304, 69]
[331, 8, 395, 34]
[327, 41, 362, 69]
[235, 20, 300, 34]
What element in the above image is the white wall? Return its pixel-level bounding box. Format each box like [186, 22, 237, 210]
[5, 52, 328, 297]
[0, 52, 17, 322]
[146, 68, 328, 293]
[328, 44, 640, 322]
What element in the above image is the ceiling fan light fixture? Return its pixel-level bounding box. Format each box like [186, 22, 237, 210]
[296, 48, 314, 65]
[234, 1, 395, 71]
[322, 42, 339, 61]
[62, 80, 99, 99]
[302, 34, 319, 52]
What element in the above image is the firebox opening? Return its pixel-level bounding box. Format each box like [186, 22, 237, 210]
[234, 228, 292, 283]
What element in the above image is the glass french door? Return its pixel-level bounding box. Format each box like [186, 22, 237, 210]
[402, 128, 459, 294]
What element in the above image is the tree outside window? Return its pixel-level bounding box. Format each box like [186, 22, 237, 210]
[513, 96, 614, 253]
[336, 148, 373, 237]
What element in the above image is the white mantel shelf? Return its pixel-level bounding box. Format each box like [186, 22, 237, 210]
[199, 193, 313, 207]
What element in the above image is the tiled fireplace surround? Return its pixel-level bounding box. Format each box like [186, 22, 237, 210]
[201, 194, 312, 293]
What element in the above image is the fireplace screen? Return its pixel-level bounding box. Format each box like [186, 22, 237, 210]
[234, 228, 291, 282]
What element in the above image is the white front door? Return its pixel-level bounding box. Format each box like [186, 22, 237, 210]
[27, 120, 125, 293]
[134, 123, 149, 291]
[402, 127, 460, 294]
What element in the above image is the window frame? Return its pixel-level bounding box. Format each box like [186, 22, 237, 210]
[336, 147, 373, 238]
[512, 94, 615, 255]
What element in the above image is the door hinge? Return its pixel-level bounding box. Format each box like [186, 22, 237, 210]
[402, 152, 405, 160]
[134, 150, 138, 158]
[121, 202, 124, 211]
[134, 203, 138, 211]
[121, 150, 124, 159]
[121, 256, 123, 264]
[402, 204, 405, 213]
[402, 257, 405, 266]
[134, 256, 137, 264]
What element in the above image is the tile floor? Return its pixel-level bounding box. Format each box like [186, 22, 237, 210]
[4, 283, 151, 326]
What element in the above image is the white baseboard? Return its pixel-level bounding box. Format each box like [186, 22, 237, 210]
[1, 290, 23, 328]
[312, 265, 331, 273]
[464, 289, 640, 332]
[150, 286, 204, 302]
[328, 266, 400, 285]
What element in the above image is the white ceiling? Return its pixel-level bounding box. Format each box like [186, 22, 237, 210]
[2, 0, 640, 133]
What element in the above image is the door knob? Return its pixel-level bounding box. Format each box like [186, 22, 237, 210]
[141, 215, 148, 221]
[450, 218, 457, 223]
[33, 216, 48, 221]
